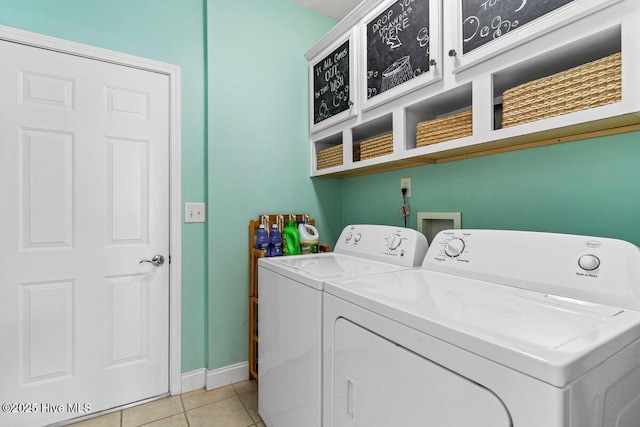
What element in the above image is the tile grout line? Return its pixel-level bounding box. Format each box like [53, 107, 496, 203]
[126, 396, 186, 427]
[232, 383, 253, 427]
[234, 382, 262, 427]
[69, 381, 260, 427]
[179, 393, 190, 427]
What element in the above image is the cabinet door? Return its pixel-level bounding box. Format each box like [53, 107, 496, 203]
[309, 29, 358, 133]
[447, 0, 623, 73]
[361, 0, 442, 112]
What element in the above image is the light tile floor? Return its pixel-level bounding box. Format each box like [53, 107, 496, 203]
[68, 380, 263, 427]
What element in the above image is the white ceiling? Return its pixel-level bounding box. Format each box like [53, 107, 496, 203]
[288, 0, 363, 20]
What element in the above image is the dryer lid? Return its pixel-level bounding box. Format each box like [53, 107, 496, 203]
[324, 269, 640, 387]
[259, 253, 406, 290]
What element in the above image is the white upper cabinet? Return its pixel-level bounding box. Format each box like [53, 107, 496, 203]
[445, 0, 624, 73]
[306, 0, 639, 177]
[360, 0, 442, 111]
[309, 29, 358, 133]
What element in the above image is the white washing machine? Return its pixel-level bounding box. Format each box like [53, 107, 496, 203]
[323, 229, 640, 427]
[258, 224, 428, 427]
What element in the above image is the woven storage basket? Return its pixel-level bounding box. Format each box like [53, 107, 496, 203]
[416, 110, 472, 147]
[317, 144, 343, 169]
[353, 144, 361, 162]
[502, 52, 621, 128]
[359, 133, 393, 160]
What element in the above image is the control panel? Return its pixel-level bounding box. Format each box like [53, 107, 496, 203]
[423, 229, 640, 311]
[428, 230, 472, 264]
[335, 224, 429, 268]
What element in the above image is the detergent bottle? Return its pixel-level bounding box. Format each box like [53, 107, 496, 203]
[298, 221, 319, 254]
[283, 219, 301, 255]
[254, 224, 270, 253]
[268, 224, 283, 257]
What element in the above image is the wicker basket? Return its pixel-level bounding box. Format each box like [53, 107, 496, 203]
[353, 144, 361, 162]
[416, 110, 472, 147]
[317, 144, 343, 169]
[359, 133, 393, 160]
[502, 52, 621, 128]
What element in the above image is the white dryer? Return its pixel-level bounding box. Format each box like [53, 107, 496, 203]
[323, 229, 640, 427]
[258, 224, 428, 427]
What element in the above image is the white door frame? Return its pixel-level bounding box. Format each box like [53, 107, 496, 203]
[0, 25, 183, 396]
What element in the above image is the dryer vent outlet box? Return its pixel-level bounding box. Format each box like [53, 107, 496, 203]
[418, 212, 461, 243]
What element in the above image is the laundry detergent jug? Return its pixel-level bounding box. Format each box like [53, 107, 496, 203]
[283, 219, 301, 255]
[254, 224, 270, 253]
[268, 224, 283, 257]
[298, 221, 319, 254]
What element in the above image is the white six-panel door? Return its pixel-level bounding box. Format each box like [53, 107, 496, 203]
[0, 39, 170, 427]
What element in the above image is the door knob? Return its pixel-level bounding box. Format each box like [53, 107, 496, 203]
[139, 254, 165, 267]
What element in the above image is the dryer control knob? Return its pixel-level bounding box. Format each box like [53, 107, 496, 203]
[578, 254, 600, 271]
[445, 238, 465, 257]
[388, 234, 402, 250]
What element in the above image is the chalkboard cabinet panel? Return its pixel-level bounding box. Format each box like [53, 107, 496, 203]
[307, 0, 640, 177]
[361, 0, 442, 111]
[309, 29, 358, 133]
[447, 0, 624, 73]
[461, 0, 575, 55]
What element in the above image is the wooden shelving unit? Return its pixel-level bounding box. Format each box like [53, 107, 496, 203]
[248, 214, 330, 381]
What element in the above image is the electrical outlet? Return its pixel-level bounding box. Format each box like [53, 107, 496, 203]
[400, 177, 411, 197]
[184, 203, 206, 223]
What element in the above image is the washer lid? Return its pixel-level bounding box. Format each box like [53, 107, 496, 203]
[258, 253, 407, 290]
[324, 269, 640, 387]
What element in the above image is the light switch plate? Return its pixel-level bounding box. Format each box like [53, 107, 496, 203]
[185, 203, 206, 223]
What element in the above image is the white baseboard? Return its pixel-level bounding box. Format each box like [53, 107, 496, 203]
[181, 368, 207, 393]
[181, 362, 249, 394]
[206, 362, 249, 390]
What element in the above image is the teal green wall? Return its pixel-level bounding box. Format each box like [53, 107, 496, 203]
[0, 0, 209, 372]
[343, 132, 640, 246]
[0, 0, 339, 376]
[5, 0, 638, 379]
[206, 0, 340, 369]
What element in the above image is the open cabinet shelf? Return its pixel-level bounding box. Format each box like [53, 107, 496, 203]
[306, 0, 640, 178]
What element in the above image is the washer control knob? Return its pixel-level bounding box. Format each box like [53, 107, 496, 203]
[345, 233, 352, 242]
[445, 238, 465, 257]
[354, 233, 362, 242]
[388, 234, 402, 250]
[578, 254, 600, 271]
